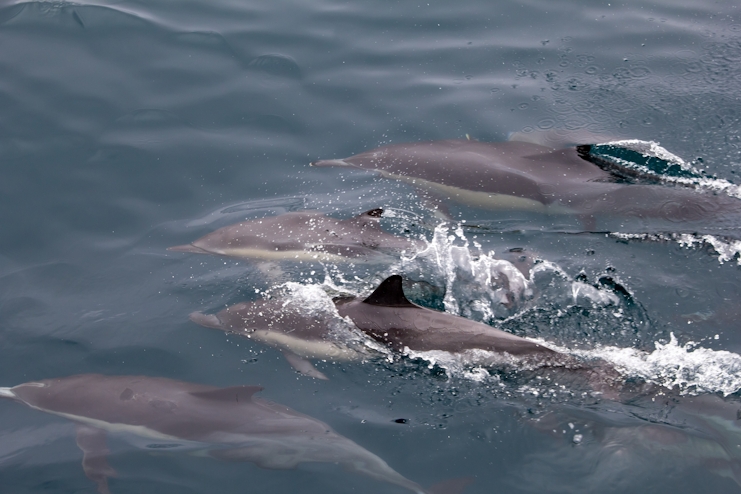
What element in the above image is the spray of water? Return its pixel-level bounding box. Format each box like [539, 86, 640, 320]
[263, 219, 741, 397]
[611, 232, 741, 265]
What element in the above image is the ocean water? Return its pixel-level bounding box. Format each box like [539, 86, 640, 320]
[2, 0, 741, 492]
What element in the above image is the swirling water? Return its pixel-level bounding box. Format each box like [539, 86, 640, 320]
[2, 0, 741, 492]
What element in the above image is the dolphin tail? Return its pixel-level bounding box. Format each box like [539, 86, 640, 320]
[189, 312, 223, 329]
[0, 387, 15, 399]
[167, 244, 209, 254]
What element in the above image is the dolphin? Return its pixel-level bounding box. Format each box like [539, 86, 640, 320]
[311, 140, 740, 224]
[168, 208, 421, 262]
[0, 374, 431, 494]
[189, 296, 365, 380]
[334, 275, 566, 363]
[191, 276, 607, 381]
[525, 391, 741, 489]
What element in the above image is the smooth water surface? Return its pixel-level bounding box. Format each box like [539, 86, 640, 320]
[2, 0, 741, 492]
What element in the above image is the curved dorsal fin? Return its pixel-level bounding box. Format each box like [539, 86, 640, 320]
[190, 385, 263, 403]
[362, 275, 415, 307]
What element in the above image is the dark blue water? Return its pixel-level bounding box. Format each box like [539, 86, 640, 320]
[2, 0, 741, 492]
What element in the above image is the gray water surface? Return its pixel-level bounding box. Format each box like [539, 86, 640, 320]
[2, 0, 741, 492]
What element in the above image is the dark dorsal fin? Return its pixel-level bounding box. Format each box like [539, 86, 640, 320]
[190, 385, 263, 403]
[363, 275, 415, 307]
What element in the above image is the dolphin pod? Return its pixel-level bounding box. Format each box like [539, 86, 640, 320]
[191, 275, 598, 379]
[12, 137, 734, 492]
[169, 208, 421, 262]
[311, 139, 740, 223]
[0, 374, 432, 494]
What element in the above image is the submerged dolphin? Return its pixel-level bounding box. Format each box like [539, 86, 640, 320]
[311, 140, 740, 223]
[0, 374, 430, 494]
[169, 208, 420, 262]
[190, 296, 364, 380]
[526, 391, 741, 489]
[190, 276, 598, 380]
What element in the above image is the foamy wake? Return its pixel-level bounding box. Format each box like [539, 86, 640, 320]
[603, 139, 741, 199]
[400, 334, 741, 397]
[271, 221, 741, 398]
[543, 333, 741, 396]
[611, 232, 741, 265]
[271, 278, 741, 397]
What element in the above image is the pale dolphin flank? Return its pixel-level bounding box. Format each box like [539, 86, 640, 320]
[311, 140, 740, 222]
[189, 297, 364, 380]
[0, 374, 430, 494]
[169, 208, 421, 262]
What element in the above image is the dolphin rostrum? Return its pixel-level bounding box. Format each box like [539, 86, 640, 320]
[0, 374, 430, 494]
[311, 140, 740, 223]
[190, 276, 593, 379]
[169, 208, 420, 262]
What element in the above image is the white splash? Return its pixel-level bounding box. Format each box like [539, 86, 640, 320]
[544, 333, 741, 396]
[402, 347, 511, 382]
[397, 223, 533, 320]
[603, 139, 741, 199]
[282, 220, 741, 397]
[605, 139, 690, 171]
[570, 281, 620, 307]
[402, 332, 741, 397]
[272, 281, 339, 315]
[611, 232, 741, 265]
[269, 280, 390, 356]
[269, 276, 741, 397]
[677, 234, 741, 265]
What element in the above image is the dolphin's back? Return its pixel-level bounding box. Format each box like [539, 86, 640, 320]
[6, 375, 296, 440]
[169, 209, 419, 260]
[335, 275, 557, 357]
[337, 298, 555, 356]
